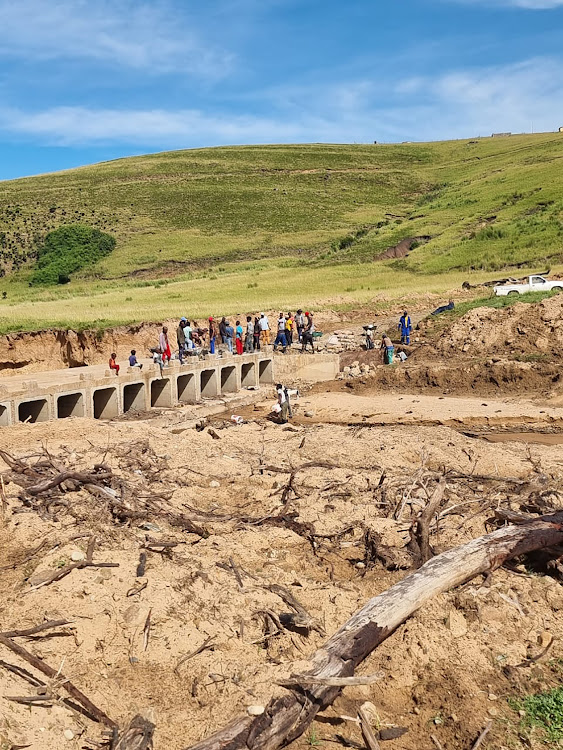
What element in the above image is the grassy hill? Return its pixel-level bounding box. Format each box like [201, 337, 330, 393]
[0, 134, 562, 332]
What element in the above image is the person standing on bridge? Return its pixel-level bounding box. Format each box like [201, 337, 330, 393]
[259, 313, 270, 346]
[274, 312, 288, 353]
[219, 317, 228, 345]
[245, 316, 254, 353]
[225, 320, 234, 354]
[235, 320, 244, 355]
[159, 326, 171, 366]
[208, 317, 217, 354]
[398, 311, 412, 345]
[253, 316, 261, 351]
[177, 317, 187, 364]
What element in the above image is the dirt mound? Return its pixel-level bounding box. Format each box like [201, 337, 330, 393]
[348, 359, 563, 397]
[429, 296, 563, 359]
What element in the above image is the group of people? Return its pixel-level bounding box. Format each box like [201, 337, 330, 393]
[107, 310, 318, 375]
[176, 310, 317, 358]
[363, 310, 413, 365]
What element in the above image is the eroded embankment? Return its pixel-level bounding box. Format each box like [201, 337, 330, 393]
[339, 357, 563, 397]
[0, 322, 175, 373]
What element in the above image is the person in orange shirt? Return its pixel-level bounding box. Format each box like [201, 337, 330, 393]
[109, 353, 120, 375]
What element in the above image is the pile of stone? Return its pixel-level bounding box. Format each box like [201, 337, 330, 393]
[320, 330, 362, 353]
[338, 360, 372, 379]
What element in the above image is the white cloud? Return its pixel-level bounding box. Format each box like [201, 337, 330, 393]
[0, 0, 232, 77]
[0, 58, 561, 147]
[0, 106, 322, 146]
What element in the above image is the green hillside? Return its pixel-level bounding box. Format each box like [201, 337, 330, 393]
[0, 134, 562, 332]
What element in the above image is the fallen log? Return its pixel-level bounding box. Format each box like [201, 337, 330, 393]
[185, 510, 563, 750]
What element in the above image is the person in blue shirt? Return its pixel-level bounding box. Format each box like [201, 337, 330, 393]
[129, 349, 143, 370]
[398, 311, 412, 345]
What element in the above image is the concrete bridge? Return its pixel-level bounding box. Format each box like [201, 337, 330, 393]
[0, 351, 338, 426]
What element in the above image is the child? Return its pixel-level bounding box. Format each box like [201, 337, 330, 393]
[151, 347, 164, 376]
[129, 349, 143, 370]
[109, 353, 120, 375]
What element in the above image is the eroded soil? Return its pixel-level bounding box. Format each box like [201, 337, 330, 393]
[1, 296, 563, 750]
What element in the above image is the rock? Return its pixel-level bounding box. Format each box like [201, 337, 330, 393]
[63, 729, 75, 741]
[488, 707, 499, 717]
[380, 727, 408, 741]
[446, 609, 468, 637]
[359, 701, 378, 725]
[488, 693, 498, 701]
[355, 562, 366, 570]
[539, 630, 553, 648]
[70, 550, 85, 562]
[139, 522, 161, 532]
[209, 480, 220, 488]
[304, 411, 315, 418]
[28, 569, 57, 587]
[246, 705, 265, 716]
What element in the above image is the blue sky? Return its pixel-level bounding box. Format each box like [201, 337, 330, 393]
[0, 0, 562, 179]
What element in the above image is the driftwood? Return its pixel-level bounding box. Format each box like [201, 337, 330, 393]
[185, 511, 563, 750]
[414, 478, 446, 565]
[113, 713, 155, 749]
[358, 705, 380, 750]
[0, 628, 116, 728]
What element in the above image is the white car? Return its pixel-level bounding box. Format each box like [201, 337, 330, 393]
[493, 275, 563, 296]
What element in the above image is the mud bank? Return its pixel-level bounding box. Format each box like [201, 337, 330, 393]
[0, 321, 184, 374]
[338, 358, 563, 397]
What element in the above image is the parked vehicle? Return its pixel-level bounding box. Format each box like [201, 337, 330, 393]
[493, 275, 563, 296]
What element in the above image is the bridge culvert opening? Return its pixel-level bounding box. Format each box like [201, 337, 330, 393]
[93, 387, 119, 420]
[0, 404, 9, 426]
[18, 399, 50, 424]
[177, 374, 196, 403]
[151, 378, 172, 408]
[259, 359, 273, 384]
[57, 392, 84, 419]
[221, 366, 237, 394]
[241, 362, 256, 388]
[124, 383, 146, 412]
[200, 369, 218, 398]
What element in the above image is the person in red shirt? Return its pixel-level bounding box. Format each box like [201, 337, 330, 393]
[109, 352, 120, 375]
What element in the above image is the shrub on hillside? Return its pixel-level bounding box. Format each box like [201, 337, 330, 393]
[30, 225, 116, 285]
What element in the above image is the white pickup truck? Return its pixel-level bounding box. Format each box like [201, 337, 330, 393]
[494, 275, 563, 296]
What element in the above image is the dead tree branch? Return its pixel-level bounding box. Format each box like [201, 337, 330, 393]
[184, 510, 563, 750]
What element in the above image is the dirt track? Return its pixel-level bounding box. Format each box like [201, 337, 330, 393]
[1, 297, 563, 750]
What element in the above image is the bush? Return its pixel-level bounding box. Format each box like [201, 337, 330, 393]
[30, 225, 116, 286]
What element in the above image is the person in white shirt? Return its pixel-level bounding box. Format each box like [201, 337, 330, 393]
[276, 383, 289, 423]
[274, 313, 288, 353]
[259, 313, 270, 346]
